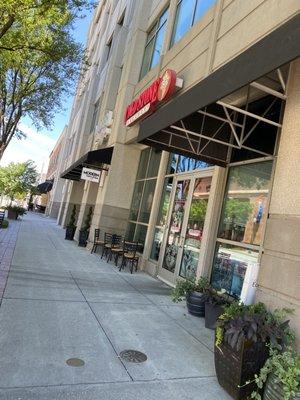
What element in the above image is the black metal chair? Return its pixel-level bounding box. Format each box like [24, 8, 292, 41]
[101, 233, 122, 260]
[107, 235, 123, 263]
[0, 211, 5, 229]
[91, 228, 104, 254]
[119, 241, 139, 274]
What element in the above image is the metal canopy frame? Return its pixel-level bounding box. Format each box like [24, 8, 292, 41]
[144, 67, 287, 165]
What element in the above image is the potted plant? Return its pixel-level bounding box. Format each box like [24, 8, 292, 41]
[6, 205, 27, 220]
[251, 346, 300, 400]
[65, 205, 77, 240]
[203, 287, 230, 330]
[214, 302, 294, 400]
[171, 277, 210, 317]
[78, 206, 93, 247]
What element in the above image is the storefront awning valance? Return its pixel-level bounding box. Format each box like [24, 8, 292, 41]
[37, 179, 53, 194]
[60, 147, 114, 181]
[137, 14, 300, 166]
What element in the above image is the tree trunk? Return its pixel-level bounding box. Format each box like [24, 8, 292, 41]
[0, 144, 6, 160]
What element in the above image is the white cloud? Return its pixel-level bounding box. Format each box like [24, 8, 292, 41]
[0, 122, 56, 173]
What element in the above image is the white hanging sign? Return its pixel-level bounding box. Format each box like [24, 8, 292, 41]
[81, 167, 101, 183]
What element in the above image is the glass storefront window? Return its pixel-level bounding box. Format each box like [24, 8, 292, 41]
[150, 227, 164, 261]
[125, 222, 136, 241]
[211, 243, 259, 298]
[179, 176, 211, 278]
[171, 0, 216, 47]
[156, 177, 173, 226]
[136, 148, 150, 180]
[218, 161, 273, 246]
[176, 155, 210, 173]
[129, 181, 144, 221]
[147, 150, 162, 178]
[138, 179, 157, 223]
[134, 224, 148, 252]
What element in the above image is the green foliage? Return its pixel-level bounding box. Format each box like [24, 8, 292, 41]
[0, 0, 93, 158]
[0, 161, 37, 201]
[224, 198, 253, 226]
[251, 347, 300, 400]
[6, 205, 27, 215]
[68, 205, 76, 228]
[171, 276, 210, 303]
[216, 302, 294, 351]
[82, 206, 93, 232]
[189, 199, 208, 223]
[1, 219, 9, 228]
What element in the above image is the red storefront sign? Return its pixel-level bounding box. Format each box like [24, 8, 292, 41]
[124, 69, 178, 127]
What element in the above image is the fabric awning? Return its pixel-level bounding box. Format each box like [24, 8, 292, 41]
[60, 146, 114, 181]
[137, 14, 300, 166]
[37, 179, 53, 194]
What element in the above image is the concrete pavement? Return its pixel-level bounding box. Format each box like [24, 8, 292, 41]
[0, 213, 230, 399]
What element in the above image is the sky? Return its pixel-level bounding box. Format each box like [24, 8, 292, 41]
[0, 7, 94, 173]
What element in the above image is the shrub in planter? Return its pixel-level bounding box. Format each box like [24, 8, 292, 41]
[171, 277, 210, 317]
[214, 302, 294, 400]
[251, 346, 300, 400]
[1, 219, 9, 228]
[65, 205, 77, 240]
[78, 206, 93, 247]
[6, 205, 27, 220]
[203, 288, 230, 330]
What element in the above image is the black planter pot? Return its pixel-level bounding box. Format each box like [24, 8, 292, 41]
[264, 374, 300, 400]
[205, 303, 224, 330]
[7, 210, 18, 220]
[65, 226, 76, 240]
[186, 291, 205, 317]
[215, 340, 269, 400]
[78, 230, 89, 247]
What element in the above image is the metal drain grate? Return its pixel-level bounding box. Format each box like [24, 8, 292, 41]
[119, 350, 147, 363]
[66, 358, 85, 367]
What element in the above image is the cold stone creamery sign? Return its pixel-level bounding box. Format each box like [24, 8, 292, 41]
[124, 69, 182, 127]
[81, 167, 101, 183]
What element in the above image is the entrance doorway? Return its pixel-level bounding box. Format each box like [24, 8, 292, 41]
[158, 170, 213, 286]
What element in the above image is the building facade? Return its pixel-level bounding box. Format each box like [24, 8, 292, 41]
[55, 0, 300, 343]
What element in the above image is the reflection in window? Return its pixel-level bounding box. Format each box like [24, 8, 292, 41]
[140, 8, 169, 79]
[176, 155, 210, 173]
[179, 177, 211, 278]
[150, 227, 164, 260]
[139, 179, 157, 223]
[218, 161, 273, 246]
[171, 0, 216, 46]
[129, 181, 144, 221]
[211, 243, 259, 298]
[157, 177, 173, 226]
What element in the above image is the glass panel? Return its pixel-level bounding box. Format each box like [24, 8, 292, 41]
[140, 36, 155, 79]
[134, 224, 148, 252]
[150, 21, 167, 68]
[166, 153, 178, 174]
[171, 0, 196, 46]
[176, 155, 210, 173]
[157, 177, 173, 226]
[147, 149, 161, 178]
[136, 148, 150, 180]
[159, 8, 169, 28]
[125, 222, 136, 241]
[218, 161, 273, 245]
[129, 181, 144, 221]
[179, 177, 212, 278]
[139, 179, 157, 223]
[150, 227, 164, 261]
[211, 242, 259, 298]
[194, 0, 216, 24]
[162, 179, 190, 273]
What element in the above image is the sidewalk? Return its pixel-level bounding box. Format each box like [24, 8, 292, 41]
[0, 213, 230, 400]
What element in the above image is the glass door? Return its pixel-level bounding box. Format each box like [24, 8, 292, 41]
[158, 172, 212, 285]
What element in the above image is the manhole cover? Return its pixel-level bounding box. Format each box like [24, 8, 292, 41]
[119, 350, 147, 363]
[66, 358, 85, 367]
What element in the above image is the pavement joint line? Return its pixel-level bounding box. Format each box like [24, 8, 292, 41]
[113, 271, 214, 354]
[0, 374, 218, 390]
[68, 270, 135, 382]
[2, 297, 157, 306]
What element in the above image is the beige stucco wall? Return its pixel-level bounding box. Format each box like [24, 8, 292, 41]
[256, 60, 300, 347]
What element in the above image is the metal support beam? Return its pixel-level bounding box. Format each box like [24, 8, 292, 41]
[250, 81, 286, 100]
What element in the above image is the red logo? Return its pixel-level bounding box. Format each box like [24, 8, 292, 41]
[125, 70, 177, 127]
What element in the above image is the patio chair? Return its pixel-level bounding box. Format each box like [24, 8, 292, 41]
[0, 211, 5, 229]
[101, 233, 122, 260]
[107, 235, 123, 264]
[119, 241, 139, 274]
[91, 228, 104, 254]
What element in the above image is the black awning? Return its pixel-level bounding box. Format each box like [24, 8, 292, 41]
[60, 146, 114, 181]
[37, 179, 53, 194]
[137, 14, 300, 165]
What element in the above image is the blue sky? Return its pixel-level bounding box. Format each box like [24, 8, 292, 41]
[1, 8, 94, 172]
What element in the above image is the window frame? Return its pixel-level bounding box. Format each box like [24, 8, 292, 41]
[139, 6, 169, 80]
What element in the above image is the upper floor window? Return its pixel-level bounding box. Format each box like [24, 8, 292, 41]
[89, 99, 101, 134]
[106, 37, 113, 62]
[139, 7, 169, 80]
[171, 0, 216, 46]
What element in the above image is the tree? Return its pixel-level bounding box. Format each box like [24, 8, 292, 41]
[0, 160, 38, 202]
[0, 0, 93, 159]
